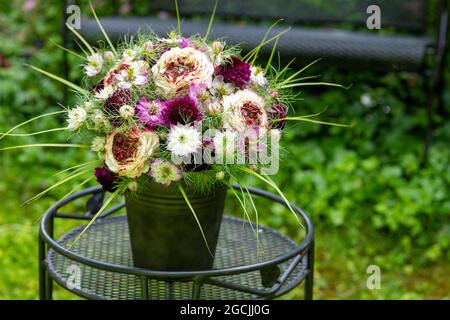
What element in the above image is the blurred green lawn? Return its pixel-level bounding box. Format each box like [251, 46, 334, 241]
[0, 1, 449, 299]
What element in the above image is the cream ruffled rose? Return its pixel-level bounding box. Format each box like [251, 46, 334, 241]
[222, 89, 268, 131]
[151, 47, 214, 98]
[105, 129, 159, 178]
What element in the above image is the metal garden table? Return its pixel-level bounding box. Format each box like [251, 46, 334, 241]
[39, 185, 314, 300]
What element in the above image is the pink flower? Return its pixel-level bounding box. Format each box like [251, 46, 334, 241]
[188, 83, 207, 103]
[135, 97, 164, 129]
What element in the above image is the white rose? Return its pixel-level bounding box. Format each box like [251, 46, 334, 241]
[105, 130, 159, 178]
[152, 47, 214, 98]
[222, 89, 268, 131]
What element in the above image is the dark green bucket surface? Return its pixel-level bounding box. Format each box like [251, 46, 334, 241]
[125, 181, 227, 271]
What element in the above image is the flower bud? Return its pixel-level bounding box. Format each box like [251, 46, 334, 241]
[103, 51, 115, 61]
[215, 171, 225, 180]
[119, 105, 135, 119]
[91, 136, 105, 152]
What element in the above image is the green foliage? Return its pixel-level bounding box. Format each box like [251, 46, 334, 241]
[0, 1, 448, 300]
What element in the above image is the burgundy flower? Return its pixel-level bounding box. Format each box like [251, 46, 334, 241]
[104, 89, 133, 117]
[268, 103, 288, 129]
[215, 57, 251, 88]
[94, 166, 118, 192]
[161, 96, 203, 126]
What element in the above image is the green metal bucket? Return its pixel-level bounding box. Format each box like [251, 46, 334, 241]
[125, 181, 227, 271]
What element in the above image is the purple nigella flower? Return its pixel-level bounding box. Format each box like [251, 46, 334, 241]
[180, 37, 192, 48]
[215, 56, 251, 89]
[94, 166, 118, 192]
[188, 83, 207, 104]
[161, 96, 203, 126]
[136, 97, 164, 129]
[268, 103, 288, 129]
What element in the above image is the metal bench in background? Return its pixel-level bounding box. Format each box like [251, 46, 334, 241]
[62, 0, 448, 159]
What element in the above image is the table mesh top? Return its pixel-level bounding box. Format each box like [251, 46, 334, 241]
[46, 215, 307, 300]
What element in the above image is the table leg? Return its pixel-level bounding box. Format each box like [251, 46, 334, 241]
[38, 234, 46, 300]
[191, 278, 203, 300]
[304, 241, 314, 300]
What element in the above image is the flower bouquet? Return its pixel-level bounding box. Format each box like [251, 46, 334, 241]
[1, 2, 348, 271]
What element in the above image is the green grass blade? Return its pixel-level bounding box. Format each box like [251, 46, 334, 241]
[265, 35, 280, 73]
[224, 181, 257, 236]
[66, 24, 95, 55]
[0, 128, 66, 137]
[239, 167, 304, 228]
[0, 144, 88, 151]
[60, 176, 95, 201]
[179, 184, 213, 256]
[174, 0, 181, 35]
[54, 160, 101, 176]
[25, 64, 88, 94]
[90, 2, 117, 54]
[204, 0, 219, 42]
[280, 82, 349, 89]
[244, 186, 265, 258]
[273, 58, 296, 82]
[245, 26, 290, 63]
[0, 111, 65, 141]
[22, 168, 92, 205]
[278, 59, 321, 87]
[245, 19, 283, 62]
[275, 116, 353, 128]
[69, 187, 123, 247]
[52, 41, 87, 60]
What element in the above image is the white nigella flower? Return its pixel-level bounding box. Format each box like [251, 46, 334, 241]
[66, 106, 87, 131]
[210, 76, 234, 96]
[84, 53, 104, 77]
[115, 60, 149, 89]
[119, 105, 135, 119]
[166, 124, 202, 157]
[250, 66, 268, 87]
[149, 159, 182, 186]
[91, 136, 105, 152]
[95, 85, 115, 100]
